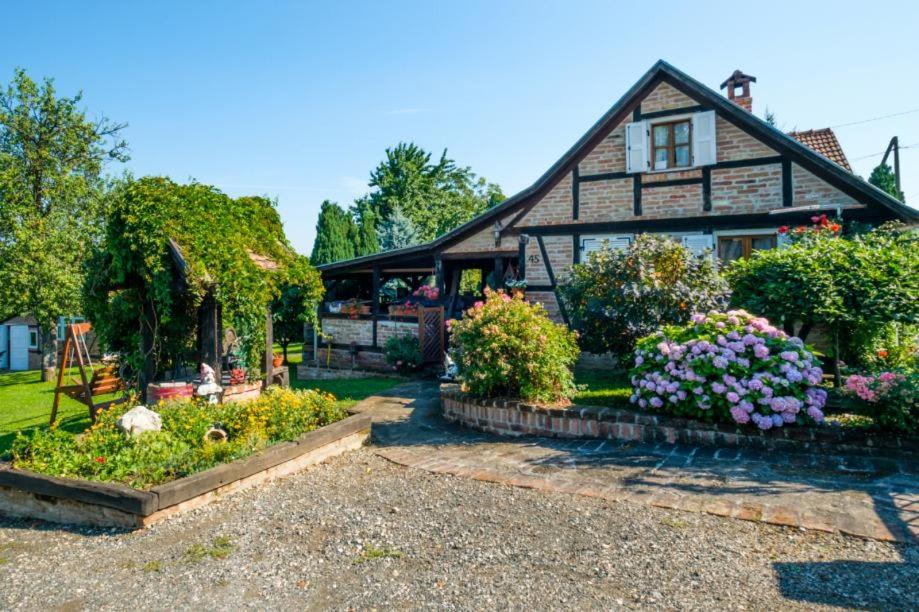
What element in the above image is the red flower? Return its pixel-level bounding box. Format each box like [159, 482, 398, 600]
[877, 349, 889, 359]
[829, 223, 841, 232]
[95, 456, 106, 464]
[778, 225, 788, 234]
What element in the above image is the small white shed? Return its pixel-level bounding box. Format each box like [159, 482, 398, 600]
[1, 316, 41, 371]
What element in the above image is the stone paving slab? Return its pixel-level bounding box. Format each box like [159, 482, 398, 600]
[355, 382, 919, 544]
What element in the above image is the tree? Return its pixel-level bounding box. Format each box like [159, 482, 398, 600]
[377, 206, 421, 251]
[868, 163, 905, 202]
[310, 200, 357, 265]
[352, 196, 380, 256]
[272, 256, 324, 364]
[0, 69, 127, 379]
[367, 142, 503, 241]
[559, 235, 729, 362]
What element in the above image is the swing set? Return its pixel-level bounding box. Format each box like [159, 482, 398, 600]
[50, 323, 128, 425]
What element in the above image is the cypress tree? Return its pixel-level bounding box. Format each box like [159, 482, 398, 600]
[310, 200, 357, 265]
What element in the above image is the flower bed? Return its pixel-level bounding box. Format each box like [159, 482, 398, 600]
[631, 311, 827, 430]
[10, 387, 346, 489]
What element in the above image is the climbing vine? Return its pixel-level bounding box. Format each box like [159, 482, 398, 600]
[84, 177, 323, 381]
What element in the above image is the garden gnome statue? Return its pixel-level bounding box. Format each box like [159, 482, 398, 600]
[441, 353, 459, 381]
[196, 363, 223, 404]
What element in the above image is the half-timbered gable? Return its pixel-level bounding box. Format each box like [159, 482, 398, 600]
[314, 60, 917, 364]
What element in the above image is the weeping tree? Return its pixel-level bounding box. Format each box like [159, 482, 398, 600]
[0, 68, 128, 379]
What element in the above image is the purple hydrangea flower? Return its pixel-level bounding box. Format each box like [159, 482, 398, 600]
[726, 392, 740, 404]
[730, 406, 751, 424]
[649, 397, 664, 409]
[771, 414, 784, 427]
[712, 357, 729, 369]
[753, 344, 770, 359]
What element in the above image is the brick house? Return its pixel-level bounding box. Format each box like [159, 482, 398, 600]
[312, 61, 917, 369]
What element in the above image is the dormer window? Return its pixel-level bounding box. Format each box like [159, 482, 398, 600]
[652, 120, 691, 170]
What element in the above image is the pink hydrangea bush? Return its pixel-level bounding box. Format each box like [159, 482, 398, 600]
[630, 310, 827, 429]
[844, 372, 917, 434]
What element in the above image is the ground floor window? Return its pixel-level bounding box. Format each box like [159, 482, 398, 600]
[28, 329, 39, 349]
[717, 234, 776, 263]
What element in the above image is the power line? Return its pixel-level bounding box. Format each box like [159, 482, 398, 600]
[831, 108, 919, 129]
[850, 143, 919, 162]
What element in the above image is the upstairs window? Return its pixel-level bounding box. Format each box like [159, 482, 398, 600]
[652, 120, 691, 170]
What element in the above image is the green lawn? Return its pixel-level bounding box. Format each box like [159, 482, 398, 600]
[0, 343, 401, 458]
[277, 341, 402, 410]
[573, 368, 632, 408]
[0, 370, 95, 457]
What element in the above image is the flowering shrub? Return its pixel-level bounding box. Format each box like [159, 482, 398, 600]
[560, 234, 729, 363]
[630, 310, 827, 429]
[844, 372, 918, 434]
[449, 289, 579, 403]
[413, 285, 440, 301]
[11, 387, 345, 488]
[384, 334, 423, 374]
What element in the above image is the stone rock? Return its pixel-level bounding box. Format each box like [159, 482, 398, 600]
[116, 405, 163, 437]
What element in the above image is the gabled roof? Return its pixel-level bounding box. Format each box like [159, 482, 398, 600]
[319, 60, 918, 273]
[788, 128, 852, 171]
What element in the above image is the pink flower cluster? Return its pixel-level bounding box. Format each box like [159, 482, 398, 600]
[631, 310, 827, 429]
[844, 372, 902, 403]
[413, 285, 440, 300]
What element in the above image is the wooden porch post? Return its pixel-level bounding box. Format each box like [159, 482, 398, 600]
[493, 256, 505, 290]
[197, 291, 221, 380]
[371, 265, 380, 347]
[264, 306, 274, 384]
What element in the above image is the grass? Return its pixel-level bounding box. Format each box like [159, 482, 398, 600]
[0, 343, 401, 458]
[355, 544, 402, 563]
[0, 369, 97, 457]
[573, 368, 632, 408]
[277, 341, 402, 411]
[184, 536, 234, 563]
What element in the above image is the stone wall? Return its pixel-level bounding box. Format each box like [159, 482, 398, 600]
[441, 386, 917, 460]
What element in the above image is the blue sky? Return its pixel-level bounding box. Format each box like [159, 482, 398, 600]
[3, 1, 917, 254]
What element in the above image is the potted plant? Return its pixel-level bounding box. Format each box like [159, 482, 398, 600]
[272, 353, 284, 368]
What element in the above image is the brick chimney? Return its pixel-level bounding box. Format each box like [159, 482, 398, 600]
[720, 70, 756, 112]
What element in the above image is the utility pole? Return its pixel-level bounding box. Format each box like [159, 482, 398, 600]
[880, 136, 901, 194]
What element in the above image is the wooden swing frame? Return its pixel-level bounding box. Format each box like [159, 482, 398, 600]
[50, 323, 127, 425]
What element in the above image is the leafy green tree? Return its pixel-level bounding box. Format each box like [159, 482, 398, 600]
[367, 142, 503, 241]
[310, 200, 357, 265]
[272, 256, 324, 364]
[377, 206, 421, 251]
[0, 69, 127, 379]
[727, 222, 919, 381]
[559, 235, 729, 361]
[868, 163, 905, 202]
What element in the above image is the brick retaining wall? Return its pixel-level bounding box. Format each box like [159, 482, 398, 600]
[440, 385, 917, 460]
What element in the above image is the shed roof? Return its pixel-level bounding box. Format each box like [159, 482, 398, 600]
[1, 315, 38, 327]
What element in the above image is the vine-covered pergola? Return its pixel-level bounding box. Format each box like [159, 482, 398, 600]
[84, 177, 322, 400]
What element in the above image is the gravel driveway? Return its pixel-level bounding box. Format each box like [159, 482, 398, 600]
[1, 449, 915, 610]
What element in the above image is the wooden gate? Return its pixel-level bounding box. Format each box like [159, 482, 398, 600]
[417, 306, 444, 363]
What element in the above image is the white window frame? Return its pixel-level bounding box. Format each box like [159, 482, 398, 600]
[647, 114, 694, 173]
[28, 328, 39, 349]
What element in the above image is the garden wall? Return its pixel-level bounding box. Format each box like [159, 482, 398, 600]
[440, 385, 917, 460]
[0, 413, 371, 529]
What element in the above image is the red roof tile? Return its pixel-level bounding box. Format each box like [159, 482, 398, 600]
[787, 128, 852, 171]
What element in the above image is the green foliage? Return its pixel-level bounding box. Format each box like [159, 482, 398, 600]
[844, 371, 918, 434]
[631, 311, 827, 428]
[84, 177, 320, 378]
[366, 142, 504, 241]
[377, 206, 421, 251]
[868, 163, 905, 202]
[449, 290, 580, 403]
[272, 257, 325, 363]
[383, 334, 423, 374]
[727, 222, 919, 368]
[0, 68, 127, 369]
[10, 387, 346, 488]
[559, 234, 729, 361]
[310, 200, 358, 265]
[354, 204, 380, 256]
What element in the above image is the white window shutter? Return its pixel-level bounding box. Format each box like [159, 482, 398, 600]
[691, 111, 717, 166]
[626, 121, 648, 173]
[682, 234, 714, 257]
[581, 235, 632, 258]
